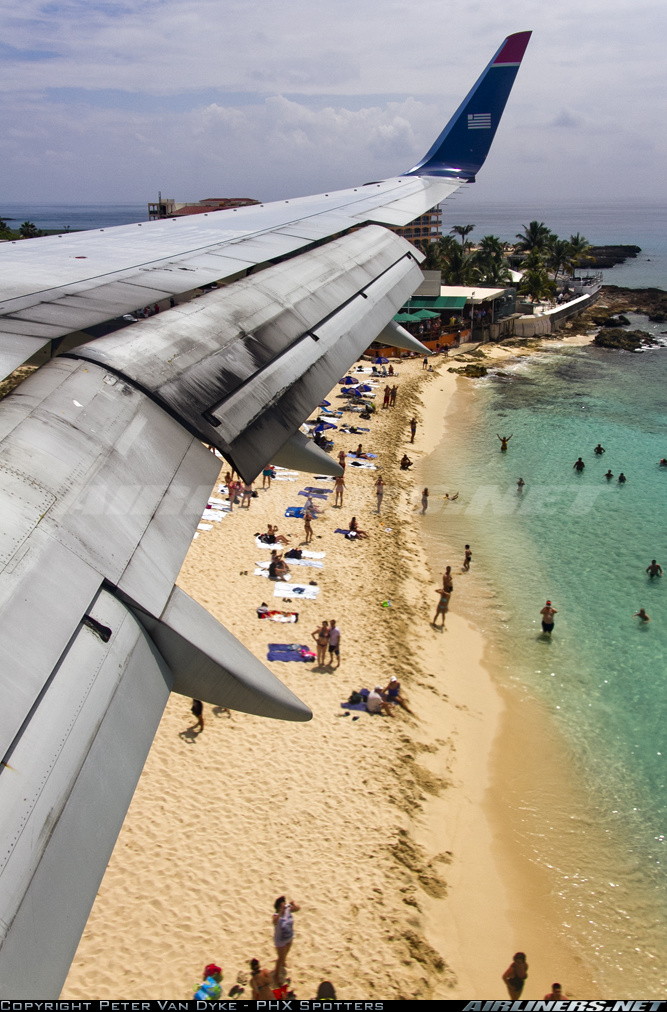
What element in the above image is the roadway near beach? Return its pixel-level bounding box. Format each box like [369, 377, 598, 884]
[61, 349, 598, 1000]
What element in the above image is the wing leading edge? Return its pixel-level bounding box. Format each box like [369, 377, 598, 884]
[0, 32, 531, 996]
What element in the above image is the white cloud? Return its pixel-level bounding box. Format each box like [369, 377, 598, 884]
[0, 0, 665, 201]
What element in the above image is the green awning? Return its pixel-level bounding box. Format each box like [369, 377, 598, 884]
[404, 296, 467, 309]
[393, 312, 417, 323]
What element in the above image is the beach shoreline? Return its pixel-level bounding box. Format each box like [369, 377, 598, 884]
[61, 333, 610, 1000]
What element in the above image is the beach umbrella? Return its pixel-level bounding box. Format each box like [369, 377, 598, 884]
[374, 356, 389, 364]
[315, 422, 337, 431]
[393, 312, 416, 323]
[358, 384, 372, 392]
[412, 309, 439, 320]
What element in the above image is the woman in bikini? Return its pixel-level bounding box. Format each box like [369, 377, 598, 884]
[349, 517, 368, 538]
[311, 621, 330, 666]
[502, 952, 528, 999]
[303, 511, 313, 543]
[249, 959, 273, 1000]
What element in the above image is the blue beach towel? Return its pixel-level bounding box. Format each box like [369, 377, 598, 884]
[298, 490, 328, 499]
[267, 644, 316, 662]
[305, 487, 334, 494]
[340, 688, 370, 712]
[285, 506, 306, 518]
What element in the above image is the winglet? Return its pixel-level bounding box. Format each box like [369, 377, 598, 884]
[406, 31, 531, 180]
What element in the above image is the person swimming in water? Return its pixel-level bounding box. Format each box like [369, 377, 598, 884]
[497, 433, 513, 451]
[634, 608, 650, 622]
[573, 457, 585, 472]
[618, 472, 627, 483]
[517, 478, 525, 492]
[647, 560, 663, 579]
[604, 469, 614, 480]
[594, 443, 605, 455]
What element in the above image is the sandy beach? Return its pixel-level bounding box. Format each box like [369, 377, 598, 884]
[61, 339, 600, 1000]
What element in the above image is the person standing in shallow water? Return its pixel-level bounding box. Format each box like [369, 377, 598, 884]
[502, 952, 528, 999]
[497, 433, 513, 451]
[421, 488, 429, 514]
[540, 600, 557, 635]
[573, 457, 585, 472]
[463, 544, 472, 571]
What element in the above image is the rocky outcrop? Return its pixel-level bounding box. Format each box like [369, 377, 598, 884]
[448, 363, 488, 377]
[594, 328, 657, 352]
[591, 314, 630, 327]
[586, 245, 642, 268]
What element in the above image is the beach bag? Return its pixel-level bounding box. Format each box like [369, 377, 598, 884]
[194, 976, 222, 1001]
[348, 691, 362, 704]
[285, 548, 302, 559]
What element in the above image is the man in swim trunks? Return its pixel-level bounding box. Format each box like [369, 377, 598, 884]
[409, 417, 417, 443]
[594, 443, 605, 455]
[573, 457, 585, 472]
[618, 472, 627, 483]
[647, 560, 663, 579]
[540, 600, 557, 634]
[400, 454, 413, 470]
[442, 566, 454, 594]
[328, 620, 341, 668]
[604, 470, 614, 480]
[463, 544, 472, 571]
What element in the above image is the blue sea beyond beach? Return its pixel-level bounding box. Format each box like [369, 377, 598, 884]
[5, 198, 666, 993]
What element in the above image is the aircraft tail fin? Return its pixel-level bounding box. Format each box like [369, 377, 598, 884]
[406, 31, 531, 181]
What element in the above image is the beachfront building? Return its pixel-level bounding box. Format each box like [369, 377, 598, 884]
[148, 196, 260, 220]
[387, 207, 442, 244]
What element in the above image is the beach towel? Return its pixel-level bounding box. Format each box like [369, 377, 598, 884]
[298, 490, 328, 500]
[285, 506, 318, 518]
[340, 688, 370, 712]
[348, 460, 376, 469]
[274, 584, 319, 600]
[197, 523, 213, 531]
[346, 452, 377, 459]
[272, 476, 297, 482]
[304, 487, 334, 494]
[201, 509, 224, 522]
[267, 644, 316, 662]
[257, 606, 299, 623]
[256, 558, 323, 569]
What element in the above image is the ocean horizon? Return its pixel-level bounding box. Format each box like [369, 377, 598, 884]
[1, 199, 665, 292]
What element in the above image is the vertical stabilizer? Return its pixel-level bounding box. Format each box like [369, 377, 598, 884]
[406, 31, 531, 180]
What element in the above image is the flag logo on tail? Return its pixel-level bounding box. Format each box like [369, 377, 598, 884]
[468, 113, 491, 130]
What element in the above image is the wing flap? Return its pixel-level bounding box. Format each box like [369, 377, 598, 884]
[0, 590, 173, 998]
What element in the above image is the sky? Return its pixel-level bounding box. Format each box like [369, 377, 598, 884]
[1, 0, 665, 205]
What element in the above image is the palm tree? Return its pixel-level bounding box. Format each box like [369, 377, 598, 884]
[519, 267, 556, 304]
[547, 238, 575, 280]
[441, 242, 477, 285]
[19, 221, 39, 238]
[450, 223, 475, 248]
[478, 234, 504, 257]
[568, 232, 592, 266]
[515, 220, 553, 254]
[474, 234, 513, 286]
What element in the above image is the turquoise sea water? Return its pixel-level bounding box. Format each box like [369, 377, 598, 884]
[422, 333, 667, 992]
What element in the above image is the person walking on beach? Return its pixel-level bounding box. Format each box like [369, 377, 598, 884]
[421, 488, 429, 514]
[338, 449, 346, 471]
[304, 510, 313, 543]
[463, 544, 472, 571]
[273, 897, 299, 984]
[334, 474, 346, 507]
[375, 476, 385, 512]
[573, 457, 585, 472]
[540, 600, 557, 635]
[647, 560, 663, 579]
[190, 699, 204, 733]
[262, 466, 275, 488]
[497, 433, 513, 452]
[311, 620, 330, 666]
[502, 952, 528, 999]
[409, 417, 417, 443]
[422, 355, 429, 370]
[328, 620, 341, 667]
[433, 588, 450, 628]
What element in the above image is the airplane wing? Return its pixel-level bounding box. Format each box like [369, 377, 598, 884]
[0, 32, 531, 997]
